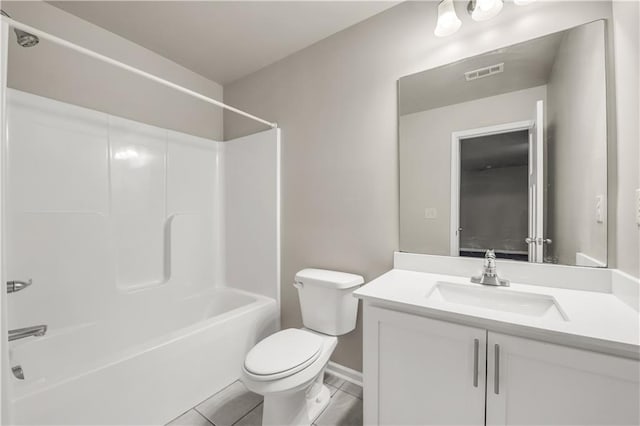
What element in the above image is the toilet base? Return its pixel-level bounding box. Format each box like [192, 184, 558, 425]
[262, 373, 330, 426]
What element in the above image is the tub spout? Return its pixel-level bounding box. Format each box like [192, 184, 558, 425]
[8, 325, 47, 341]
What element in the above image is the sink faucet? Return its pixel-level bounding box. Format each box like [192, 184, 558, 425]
[471, 250, 510, 287]
[8, 325, 47, 342]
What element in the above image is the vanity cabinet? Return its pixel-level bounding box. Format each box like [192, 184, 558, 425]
[363, 305, 487, 426]
[364, 305, 640, 426]
[486, 332, 640, 426]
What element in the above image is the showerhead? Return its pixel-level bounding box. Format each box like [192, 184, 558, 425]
[0, 9, 39, 48]
[14, 28, 39, 48]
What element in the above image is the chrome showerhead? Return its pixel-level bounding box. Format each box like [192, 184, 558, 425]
[14, 28, 39, 47]
[1, 9, 39, 48]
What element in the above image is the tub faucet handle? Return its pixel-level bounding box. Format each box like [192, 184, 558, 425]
[7, 279, 32, 294]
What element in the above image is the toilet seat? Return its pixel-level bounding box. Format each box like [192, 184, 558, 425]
[244, 329, 323, 381]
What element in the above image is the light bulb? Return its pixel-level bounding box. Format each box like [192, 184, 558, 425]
[468, 0, 503, 21]
[434, 0, 462, 37]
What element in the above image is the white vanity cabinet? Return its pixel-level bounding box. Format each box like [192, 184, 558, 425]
[364, 304, 640, 426]
[486, 332, 640, 426]
[363, 305, 487, 426]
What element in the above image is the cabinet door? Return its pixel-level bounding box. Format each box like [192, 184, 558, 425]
[363, 305, 486, 425]
[487, 332, 640, 426]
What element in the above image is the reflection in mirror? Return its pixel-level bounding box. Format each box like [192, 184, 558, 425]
[399, 20, 607, 267]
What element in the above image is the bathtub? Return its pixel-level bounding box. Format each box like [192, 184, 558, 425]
[9, 287, 278, 425]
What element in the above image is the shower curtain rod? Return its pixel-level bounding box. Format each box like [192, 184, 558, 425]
[1, 16, 278, 129]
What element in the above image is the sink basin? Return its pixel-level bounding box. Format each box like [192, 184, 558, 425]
[426, 281, 568, 321]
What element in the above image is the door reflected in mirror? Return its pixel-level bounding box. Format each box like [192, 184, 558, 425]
[399, 20, 607, 267]
[457, 129, 530, 262]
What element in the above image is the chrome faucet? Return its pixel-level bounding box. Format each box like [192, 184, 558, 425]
[471, 250, 510, 287]
[8, 325, 47, 341]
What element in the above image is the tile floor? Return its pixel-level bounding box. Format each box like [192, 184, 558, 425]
[167, 372, 363, 426]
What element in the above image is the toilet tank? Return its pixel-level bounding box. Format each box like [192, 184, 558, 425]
[294, 269, 364, 336]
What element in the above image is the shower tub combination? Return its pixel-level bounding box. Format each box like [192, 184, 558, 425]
[10, 289, 276, 425]
[4, 90, 280, 424]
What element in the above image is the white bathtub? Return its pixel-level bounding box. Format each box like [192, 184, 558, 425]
[9, 287, 278, 425]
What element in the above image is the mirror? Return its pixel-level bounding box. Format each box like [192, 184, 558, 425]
[399, 20, 608, 267]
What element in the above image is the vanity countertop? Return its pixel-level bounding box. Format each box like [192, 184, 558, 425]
[354, 268, 640, 360]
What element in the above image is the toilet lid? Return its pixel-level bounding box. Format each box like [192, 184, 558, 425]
[244, 329, 323, 379]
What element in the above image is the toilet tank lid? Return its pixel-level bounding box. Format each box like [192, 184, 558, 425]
[295, 268, 364, 290]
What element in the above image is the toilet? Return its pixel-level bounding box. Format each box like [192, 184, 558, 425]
[241, 268, 364, 426]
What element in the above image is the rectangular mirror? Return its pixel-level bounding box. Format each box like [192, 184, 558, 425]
[399, 20, 608, 267]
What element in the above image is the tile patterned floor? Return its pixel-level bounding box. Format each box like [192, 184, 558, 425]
[167, 372, 363, 426]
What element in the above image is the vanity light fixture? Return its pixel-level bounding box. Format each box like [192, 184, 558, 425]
[435, 0, 534, 37]
[434, 0, 462, 37]
[467, 0, 504, 22]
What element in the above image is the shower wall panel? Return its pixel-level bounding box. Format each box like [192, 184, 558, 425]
[225, 128, 280, 302]
[110, 117, 168, 288]
[6, 89, 222, 331]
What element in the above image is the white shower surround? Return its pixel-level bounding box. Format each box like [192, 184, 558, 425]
[4, 89, 280, 424]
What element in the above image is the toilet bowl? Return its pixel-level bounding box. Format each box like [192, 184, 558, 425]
[241, 269, 363, 426]
[242, 328, 337, 425]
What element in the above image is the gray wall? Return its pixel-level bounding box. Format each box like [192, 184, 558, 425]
[2, 1, 223, 140]
[547, 21, 607, 266]
[612, 1, 640, 278]
[399, 86, 546, 255]
[224, 1, 618, 371]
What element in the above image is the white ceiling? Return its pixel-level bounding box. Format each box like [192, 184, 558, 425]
[49, 1, 399, 85]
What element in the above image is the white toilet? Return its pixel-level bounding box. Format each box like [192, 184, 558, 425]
[242, 268, 364, 426]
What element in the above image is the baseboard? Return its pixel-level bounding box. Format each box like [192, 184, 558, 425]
[326, 361, 363, 387]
